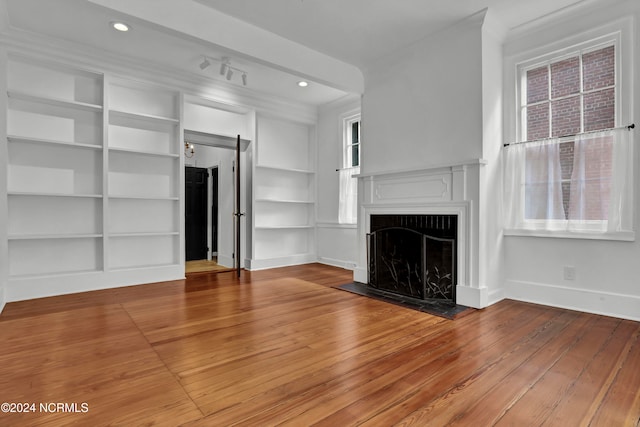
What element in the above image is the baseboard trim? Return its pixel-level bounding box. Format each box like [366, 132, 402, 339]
[506, 279, 640, 322]
[6, 265, 185, 302]
[456, 285, 489, 309]
[247, 254, 317, 271]
[317, 257, 356, 270]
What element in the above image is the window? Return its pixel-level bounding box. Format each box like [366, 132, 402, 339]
[339, 113, 361, 224]
[505, 30, 634, 239]
[346, 117, 360, 167]
[522, 44, 616, 219]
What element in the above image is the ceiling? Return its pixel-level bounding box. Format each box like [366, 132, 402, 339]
[194, 0, 590, 69]
[3, 0, 605, 107]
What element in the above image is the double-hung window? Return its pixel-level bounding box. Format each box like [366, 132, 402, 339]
[504, 30, 634, 239]
[338, 112, 361, 224]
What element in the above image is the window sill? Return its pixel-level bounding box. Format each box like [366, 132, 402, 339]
[504, 228, 635, 241]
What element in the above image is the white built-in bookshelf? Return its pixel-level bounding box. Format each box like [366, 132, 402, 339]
[106, 78, 180, 271]
[5, 55, 182, 296]
[252, 116, 316, 268]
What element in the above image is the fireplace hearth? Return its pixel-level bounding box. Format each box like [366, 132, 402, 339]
[368, 214, 457, 304]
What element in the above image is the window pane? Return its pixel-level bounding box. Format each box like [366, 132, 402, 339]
[551, 56, 580, 98]
[527, 103, 549, 140]
[351, 144, 359, 167]
[584, 88, 615, 132]
[559, 141, 575, 218]
[526, 66, 548, 104]
[351, 121, 359, 144]
[583, 46, 615, 91]
[551, 95, 580, 137]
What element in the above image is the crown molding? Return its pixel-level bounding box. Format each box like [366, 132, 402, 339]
[0, 27, 318, 124]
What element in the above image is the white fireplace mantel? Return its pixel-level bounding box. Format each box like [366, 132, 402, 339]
[354, 159, 487, 308]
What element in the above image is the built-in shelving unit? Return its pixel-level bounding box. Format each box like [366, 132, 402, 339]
[106, 78, 180, 272]
[6, 56, 104, 280]
[4, 55, 182, 298]
[252, 116, 316, 269]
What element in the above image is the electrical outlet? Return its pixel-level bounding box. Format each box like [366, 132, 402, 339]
[563, 266, 576, 281]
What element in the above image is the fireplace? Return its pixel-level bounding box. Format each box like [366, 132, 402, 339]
[368, 214, 457, 303]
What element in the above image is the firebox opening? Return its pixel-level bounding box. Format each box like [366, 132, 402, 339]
[368, 214, 457, 304]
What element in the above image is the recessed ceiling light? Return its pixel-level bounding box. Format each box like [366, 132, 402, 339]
[111, 22, 129, 32]
[297, 81, 309, 87]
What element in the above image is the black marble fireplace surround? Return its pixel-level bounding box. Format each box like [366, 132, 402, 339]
[368, 214, 457, 304]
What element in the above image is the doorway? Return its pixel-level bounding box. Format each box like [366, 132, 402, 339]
[183, 131, 250, 274]
[185, 166, 208, 261]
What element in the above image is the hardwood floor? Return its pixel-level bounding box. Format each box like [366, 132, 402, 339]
[1, 264, 638, 426]
[185, 258, 234, 274]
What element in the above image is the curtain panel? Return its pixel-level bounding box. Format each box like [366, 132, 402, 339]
[338, 166, 359, 224]
[504, 128, 633, 236]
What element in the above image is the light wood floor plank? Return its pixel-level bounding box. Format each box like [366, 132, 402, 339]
[0, 264, 638, 426]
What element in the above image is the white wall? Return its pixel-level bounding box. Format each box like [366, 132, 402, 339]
[362, 12, 484, 175]
[316, 95, 360, 269]
[479, 11, 506, 305]
[0, 50, 7, 313]
[502, 0, 640, 320]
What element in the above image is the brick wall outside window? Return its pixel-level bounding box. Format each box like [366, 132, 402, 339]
[524, 45, 615, 220]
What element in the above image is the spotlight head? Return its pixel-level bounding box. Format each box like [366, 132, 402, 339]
[242, 73, 247, 86]
[219, 63, 227, 75]
[226, 68, 234, 80]
[199, 58, 210, 70]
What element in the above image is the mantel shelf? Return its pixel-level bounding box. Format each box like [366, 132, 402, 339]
[8, 91, 103, 112]
[8, 135, 102, 150]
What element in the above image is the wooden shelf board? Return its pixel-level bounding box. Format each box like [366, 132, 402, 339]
[8, 135, 102, 150]
[108, 147, 179, 158]
[8, 91, 103, 112]
[8, 234, 103, 241]
[109, 109, 179, 125]
[107, 195, 179, 201]
[8, 192, 103, 199]
[255, 165, 315, 174]
[109, 232, 179, 238]
[255, 198, 314, 204]
[255, 225, 314, 230]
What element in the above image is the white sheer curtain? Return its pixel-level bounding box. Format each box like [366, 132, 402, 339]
[338, 166, 359, 224]
[504, 139, 565, 230]
[504, 128, 633, 235]
[568, 128, 633, 232]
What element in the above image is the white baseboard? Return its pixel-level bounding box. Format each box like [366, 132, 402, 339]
[247, 254, 317, 271]
[216, 254, 234, 269]
[7, 265, 185, 302]
[353, 267, 367, 283]
[506, 279, 640, 322]
[317, 257, 356, 270]
[456, 285, 489, 309]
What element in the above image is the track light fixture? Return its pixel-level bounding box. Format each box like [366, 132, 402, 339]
[199, 55, 248, 86]
[199, 58, 210, 70]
